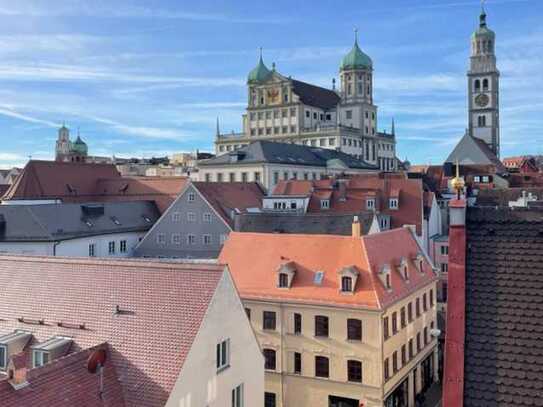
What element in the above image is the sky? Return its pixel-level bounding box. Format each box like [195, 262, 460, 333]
[0, 0, 542, 168]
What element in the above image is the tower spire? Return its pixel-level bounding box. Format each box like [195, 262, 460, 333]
[354, 28, 359, 46]
[391, 117, 395, 136]
[480, 0, 487, 27]
[216, 117, 220, 138]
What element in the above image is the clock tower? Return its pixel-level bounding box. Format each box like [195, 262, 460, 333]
[468, 5, 500, 156]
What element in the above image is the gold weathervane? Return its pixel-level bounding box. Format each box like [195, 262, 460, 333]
[451, 159, 465, 198]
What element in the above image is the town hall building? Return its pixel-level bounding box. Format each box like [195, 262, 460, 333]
[215, 33, 398, 172]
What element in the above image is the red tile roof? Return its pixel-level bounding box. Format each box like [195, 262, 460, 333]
[272, 174, 424, 234]
[0, 255, 225, 407]
[193, 182, 265, 227]
[0, 343, 126, 407]
[219, 228, 436, 310]
[1, 160, 188, 214]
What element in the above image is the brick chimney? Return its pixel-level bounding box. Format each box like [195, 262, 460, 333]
[7, 352, 29, 390]
[442, 198, 467, 407]
[352, 216, 361, 238]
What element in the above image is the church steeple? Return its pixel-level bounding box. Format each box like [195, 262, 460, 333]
[467, 2, 500, 157]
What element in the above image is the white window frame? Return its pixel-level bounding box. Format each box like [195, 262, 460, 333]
[108, 241, 116, 255]
[0, 345, 6, 370]
[172, 212, 181, 222]
[187, 234, 196, 245]
[203, 234, 212, 245]
[172, 233, 181, 245]
[217, 338, 230, 371]
[120, 240, 127, 253]
[187, 212, 196, 222]
[88, 243, 96, 257]
[188, 192, 195, 202]
[232, 383, 244, 407]
[389, 198, 399, 210]
[321, 199, 330, 209]
[203, 213, 212, 223]
[366, 198, 375, 210]
[157, 233, 166, 245]
[33, 350, 49, 368]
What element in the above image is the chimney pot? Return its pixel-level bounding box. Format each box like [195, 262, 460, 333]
[352, 216, 361, 238]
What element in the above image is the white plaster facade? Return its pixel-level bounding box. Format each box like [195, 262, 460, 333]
[165, 269, 264, 407]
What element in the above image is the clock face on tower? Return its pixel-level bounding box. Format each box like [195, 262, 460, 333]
[475, 93, 490, 108]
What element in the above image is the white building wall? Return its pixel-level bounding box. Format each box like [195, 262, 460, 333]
[165, 269, 264, 407]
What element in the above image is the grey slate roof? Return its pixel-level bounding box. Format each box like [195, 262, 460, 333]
[445, 133, 506, 173]
[234, 212, 375, 235]
[464, 207, 543, 407]
[291, 80, 340, 110]
[0, 201, 159, 242]
[200, 140, 378, 170]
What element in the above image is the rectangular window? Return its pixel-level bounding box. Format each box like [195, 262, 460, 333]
[400, 307, 406, 328]
[265, 393, 276, 407]
[315, 315, 329, 337]
[392, 351, 398, 373]
[203, 235, 212, 245]
[409, 339, 414, 359]
[417, 332, 421, 352]
[229, 172, 236, 182]
[108, 241, 115, 254]
[264, 349, 276, 370]
[347, 360, 362, 383]
[423, 293, 428, 312]
[392, 312, 398, 334]
[282, 109, 288, 118]
[290, 108, 296, 117]
[33, 350, 49, 368]
[389, 198, 399, 209]
[407, 302, 413, 322]
[346, 110, 353, 119]
[187, 234, 196, 245]
[263, 311, 276, 330]
[120, 240, 127, 253]
[273, 172, 279, 185]
[441, 245, 449, 255]
[294, 352, 302, 374]
[347, 319, 362, 341]
[203, 213, 212, 222]
[205, 173, 211, 182]
[172, 212, 181, 222]
[430, 289, 434, 307]
[294, 313, 302, 335]
[328, 138, 335, 146]
[441, 263, 449, 273]
[416, 298, 421, 317]
[188, 192, 195, 202]
[241, 172, 248, 182]
[216, 339, 230, 371]
[156, 233, 165, 245]
[383, 316, 389, 340]
[187, 212, 196, 222]
[315, 356, 329, 378]
[88, 243, 95, 257]
[384, 358, 389, 381]
[320, 199, 330, 209]
[401, 344, 407, 365]
[231, 384, 243, 407]
[0, 345, 6, 369]
[366, 199, 375, 210]
[424, 327, 429, 345]
[254, 172, 261, 182]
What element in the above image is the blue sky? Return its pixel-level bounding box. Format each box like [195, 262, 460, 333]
[0, 0, 542, 168]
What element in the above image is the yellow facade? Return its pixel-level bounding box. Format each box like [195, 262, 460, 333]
[243, 280, 438, 407]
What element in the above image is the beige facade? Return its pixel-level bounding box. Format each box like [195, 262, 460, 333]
[243, 280, 438, 407]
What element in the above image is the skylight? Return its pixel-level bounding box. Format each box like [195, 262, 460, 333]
[314, 271, 324, 285]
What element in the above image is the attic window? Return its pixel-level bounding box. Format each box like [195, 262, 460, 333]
[341, 276, 352, 292]
[414, 253, 425, 273]
[389, 198, 399, 210]
[366, 198, 375, 210]
[397, 258, 409, 281]
[321, 199, 330, 209]
[32, 337, 72, 368]
[379, 264, 392, 291]
[0, 331, 32, 371]
[277, 261, 296, 289]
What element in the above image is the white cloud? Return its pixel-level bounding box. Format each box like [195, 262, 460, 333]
[0, 106, 59, 128]
[86, 116, 192, 141]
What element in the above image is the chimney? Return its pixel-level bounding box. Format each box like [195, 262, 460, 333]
[442, 197, 467, 407]
[352, 216, 361, 238]
[7, 352, 29, 390]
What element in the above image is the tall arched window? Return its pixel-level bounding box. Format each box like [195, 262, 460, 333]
[483, 79, 489, 91]
[474, 79, 481, 92]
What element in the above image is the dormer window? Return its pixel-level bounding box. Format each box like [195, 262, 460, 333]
[31, 337, 72, 368]
[366, 198, 375, 210]
[389, 198, 399, 210]
[338, 266, 359, 294]
[379, 264, 392, 291]
[341, 276, 353, 292]
[0, 331, 32, 371]
[321, 199, 330, 209]
[397, 257, 409, 281]
[414, 253, 425, 273]
[276, 261, 296, 289]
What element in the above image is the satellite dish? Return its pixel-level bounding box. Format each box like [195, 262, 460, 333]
[87, 349, 107, 374]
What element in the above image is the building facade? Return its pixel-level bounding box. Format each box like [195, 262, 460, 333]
[215, 36, 398, 172]
[467, 6, 500, 157]
[219, 226, 439, 407]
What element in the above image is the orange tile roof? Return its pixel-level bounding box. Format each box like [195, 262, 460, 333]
[219, 228, 436, 310]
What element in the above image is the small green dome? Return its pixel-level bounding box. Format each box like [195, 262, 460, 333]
[247, 51, 272, 84]
[72, 136, 88, 155]
[340, 37, 372, 71]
